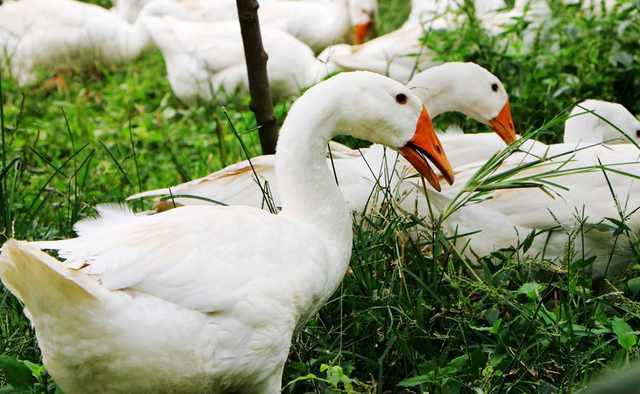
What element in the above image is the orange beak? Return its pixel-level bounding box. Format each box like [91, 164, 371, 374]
[489, 101, 517, 144]
[400, 107, 454, 192]
[353, 21, 374, 44]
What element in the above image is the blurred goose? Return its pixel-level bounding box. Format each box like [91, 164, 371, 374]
[479, 0, 551, 37]
[564, 99, 640, 145]
[324, 0, 545, 84]
[117, 0, 370, 52]
[325, 0, 456, 84]
[0, 72, 453, 394]
[0, 0, 184, 86]
[142, 16, 339, 103]
[402, 0, 462, 29]
[129, 62, 516, 211]
[113, 0, 377, 45]
[323, 25, 438, 84]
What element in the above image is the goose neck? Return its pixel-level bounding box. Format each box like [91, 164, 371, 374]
[125, 20, 153, 60]
[409, 70, 461, 118]
[328, 0, 352, 42]
[275, 84, 352, 244]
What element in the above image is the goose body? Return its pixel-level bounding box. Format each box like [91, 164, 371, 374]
[324, 0, 454, 84]
[446, 141, 640, 278]
[0, 0, 179, 86]
[324, 25, 438, 84]
[322, 0, 548, 84]
[479, 0, 551, 36]
[402, 0, 462, 29]
[142, 16, 336, 103]
[116, 0, 358, 53]
[113, 0, 377, 46]
[0, 72, 452, 393]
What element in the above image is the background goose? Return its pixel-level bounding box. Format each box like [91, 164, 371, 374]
[129, 62, 516, 211]
[142, 16, 338, 103]
[564, 99, 640, 145]
[442, 139, 640, 279]
[113, 0, 377, 45]
[324, 0, 451, 84]
[0, 0, 186, 85]
[324, 0, 550, 84]
[0, 72, 453, 394]
[480, 0, 551, 37]
[402, 0, 462, 30]
[115, 0, 369, 52]
[323, 25, 438, 84]
[0, 0, 185, 86]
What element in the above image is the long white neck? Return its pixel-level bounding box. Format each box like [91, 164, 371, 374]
[122, 20, 153, 60]
[275, 83, 352, 246]
[333, 0, 352, 28]
[409, 68, 463, 118]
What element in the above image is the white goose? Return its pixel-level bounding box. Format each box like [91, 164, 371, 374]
[322, 25, 438, 84]
[322, 0, 549, 84]
[113, 0, 377, 45]
[325, 0, 453, 84]
[402, 0, 462, 30]
[564, 99, 640, 145]
[142, 16, 339, 103]
[0, 0, 184, 86]
[129, 62, 516, 210]
[0, 72, 453, 394]
[444, 138, 640, 279]
[480, 0, 551, 37]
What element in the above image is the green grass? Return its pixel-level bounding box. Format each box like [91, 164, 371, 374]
[1, 0, 640, 392]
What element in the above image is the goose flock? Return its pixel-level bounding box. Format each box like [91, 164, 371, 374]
[0, 0, 637, 392]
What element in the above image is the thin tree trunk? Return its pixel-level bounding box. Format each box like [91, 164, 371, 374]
[236, 0, 279, 155]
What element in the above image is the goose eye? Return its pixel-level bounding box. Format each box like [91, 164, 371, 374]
[395, 93, 408, 104]
[491, 83, 499, 92]
[636, 130, 640, 138]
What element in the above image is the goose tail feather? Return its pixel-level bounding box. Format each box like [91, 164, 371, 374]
[126, 188, 171, 201]
[0, 240, 97, 315]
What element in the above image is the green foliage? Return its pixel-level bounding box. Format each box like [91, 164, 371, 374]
[0, 356, 34, 390]
[285, 363, 369, 393]
[612, 318, 638, 353]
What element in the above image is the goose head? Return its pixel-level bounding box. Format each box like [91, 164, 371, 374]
[564, 99, 640, 144]
[408, 62, 517, 144]
[349, 0, 377, 44]
[328, 72, 454, 189]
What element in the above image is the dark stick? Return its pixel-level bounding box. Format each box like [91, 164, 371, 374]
[236, 0, 279, 155]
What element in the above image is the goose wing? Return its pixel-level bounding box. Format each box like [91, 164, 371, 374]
[33, 204, 330, 313]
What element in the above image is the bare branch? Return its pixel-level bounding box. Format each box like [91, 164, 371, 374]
[236, 0, 279, 155]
